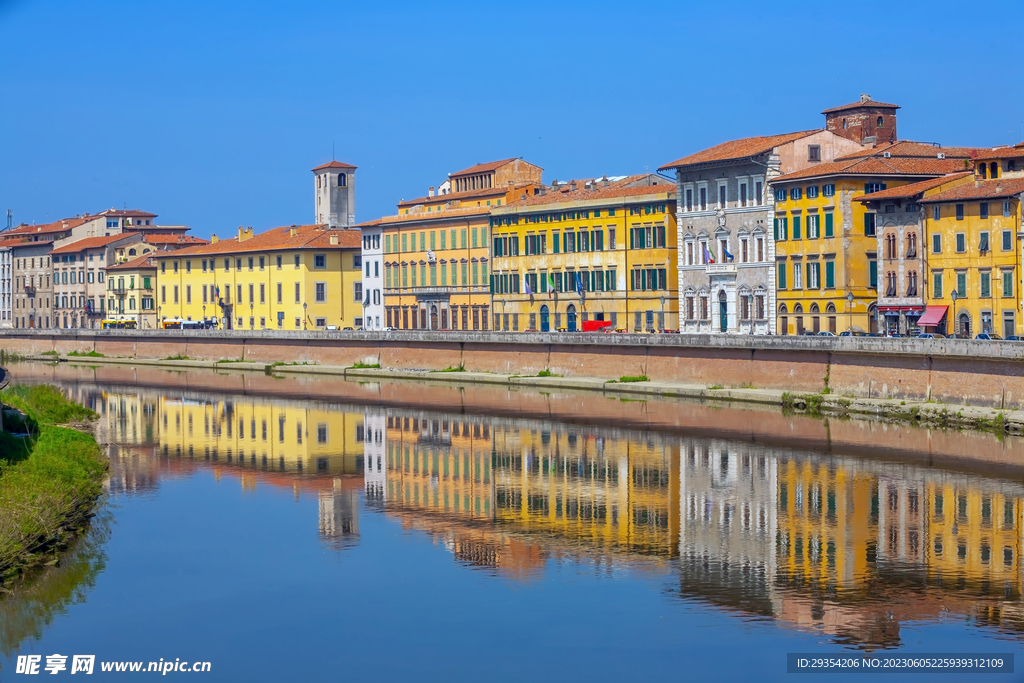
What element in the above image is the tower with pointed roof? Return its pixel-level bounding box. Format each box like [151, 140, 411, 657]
[313, 160, 357, 228]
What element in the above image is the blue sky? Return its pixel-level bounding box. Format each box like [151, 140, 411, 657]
[1, 0, 1021, 238]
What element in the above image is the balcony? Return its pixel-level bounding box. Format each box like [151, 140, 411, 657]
[706, 263, 737, 275]
[24, 284, 36, 295]
[108, 286, 127, 296]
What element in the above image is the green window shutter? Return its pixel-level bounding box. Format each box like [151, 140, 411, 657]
[825, 261, 835, 289]
[1004, 271, 1014, 297]
[824, 212, 834, 237]
[782, 218, 789, 240]
[933, 273, 942, 299]
[869, 260, 878, 288]
[864, 213, 875, 235]
[774, 218, 780, 241]
[793, 216, 801, 240]
[777, 263, 787, 289]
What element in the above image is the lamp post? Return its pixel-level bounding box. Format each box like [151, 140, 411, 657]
[660, 295, 666, 333]
[499, 299, 506, 332]
[950, 289, 958, 338]
[158, 305, 161, 329]
[303, 302, 307, 330]
[202, 304, 206, 324]
[847, 291, 854, 334]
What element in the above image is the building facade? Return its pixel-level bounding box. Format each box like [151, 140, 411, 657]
[313, 161, 356, 228]
[50, 234, 143, 328]
[661, 112, 867, 334]
[771, 141, 970, 335]
[153, 224, 363, 330]
[0, 240, 13, 328]
[489, 174, 677, 332]
[920, 175, 1024, 337]
[105, 255, 158, 329]
[356, 220, 383, 330]
[382, 159, 542, 330]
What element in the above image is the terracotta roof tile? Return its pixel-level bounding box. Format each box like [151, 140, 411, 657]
[501, 175, 674, 210]
[311, 160, 357, 171]
[5, 217, 89, 236]
[50, 233, 140, 254]
[381, 207, 492, 225]
[398, 185, 510, 207]
[659, 130, 820, 170]
[98, 208, 157, 218]
[152, 224, 360, 258]
[449, 158, 519, 177]
[141, 234, 209, 245]
[974, 143, 1024, 161]
[774, 156, 970, 183]
[0, 237, 30, 249]
[836, 141, 974, 161]
[106, 254, 157, 271]
[853, 172, 973, 202]
[919, 177, 1024, 203]
[821, 99, 900, 114]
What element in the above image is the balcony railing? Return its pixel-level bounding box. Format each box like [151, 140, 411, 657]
[24, 284, 36, 294]
[108, 286, 126, 295]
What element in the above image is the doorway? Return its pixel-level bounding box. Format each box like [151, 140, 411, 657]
[718, 290, 727, 332]
[540, 305, 550, 332]
[566, 304, 577, 332]
[430, 305, 438, 330]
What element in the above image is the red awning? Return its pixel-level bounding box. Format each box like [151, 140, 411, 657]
[917, 305, 948, 327]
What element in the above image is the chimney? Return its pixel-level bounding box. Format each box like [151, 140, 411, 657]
[329, 233, 339, 245]
[860, 93, 871, 103]
[210, 234, 219, 243]
[290, 227, 298, 237]
[238, 226, 254, 242]
[428, 187, 435, 197]
[570, 181, 577, 192]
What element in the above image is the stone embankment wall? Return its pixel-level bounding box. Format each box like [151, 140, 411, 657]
[3, 329, 1024, 408]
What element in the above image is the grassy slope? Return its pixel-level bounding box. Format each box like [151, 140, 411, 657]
[0, 385, 105, 584]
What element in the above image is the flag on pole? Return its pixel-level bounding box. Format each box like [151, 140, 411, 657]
[703, 245, 715, 264]
[723, 246, 734, 262]
[548, 273, 556, 298]
[575, 271, 584, 295]
[524, 276, 533, 296]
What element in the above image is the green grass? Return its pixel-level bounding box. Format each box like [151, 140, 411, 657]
[349, 362, 381, 369]
[618, 375, 649, 383]
[215, 359, 248, 363]
[707, 384, 724, 390]
[162, 354, 190, 361]
[40, 350, 58, 357]
[66, 350, 104, 358]
[537, 369, 561, 377]
[432, 364, 466, 373]
[0, 384, 105, 585]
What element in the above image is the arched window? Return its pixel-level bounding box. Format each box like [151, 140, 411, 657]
[826, 303, 836, 313]
[979, 164, 988, 179]
[877, 116, 884, 127]
[778, 303, 788, 314]
[810, 303, 820, 313]
[339, 173, 347, 187]
[794, 303, 804, 313]
[906, 232, 917, 258]
[842, 118, 847, 130]
[907, 270, 918, 296]
[128, 248, 137, 256]
[990, 162, 999, 179]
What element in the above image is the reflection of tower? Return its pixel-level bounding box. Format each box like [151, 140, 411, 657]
[319, 481, 359, 549]
[363, 413, 387, 505]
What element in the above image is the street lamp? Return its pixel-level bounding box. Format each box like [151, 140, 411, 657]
[847, 291, 854, 333]
[660, 295, 666, 333]
[158, 305, 161, 328]
[499, 299, 506, 331]
[950, 289, 958, 338]
[303, 302, 307, 330]
[202, 304, 206, 324]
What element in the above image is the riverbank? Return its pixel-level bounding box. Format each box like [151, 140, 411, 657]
[0, 384, 105, 586]
[22, 352, 1024, 436]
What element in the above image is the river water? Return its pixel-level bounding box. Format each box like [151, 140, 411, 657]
[1, 362, 1023, 681]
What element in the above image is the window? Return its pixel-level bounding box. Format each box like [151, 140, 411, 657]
[793, 262, 802, 289]
[294, 254, 300, 268]
[1002, 230, 1012, 251]
[354, 282, 363, 302]
[774, 188, 787, 202]
[1003, 270, 1014, 298]
[276, 255, 282, 269]
[807, 185, 819, 199]
[808, 145, 821, 162]
[823, 184, 835, 197]
[864, 213, 876, 236]
[933, 205, 941, 221]
[933, 272, 943, 299]
[956, 233, 966, 252]
[1005, 201, 1013, 218]
[981, 272, 991, 298]
[259, 256, 265, 270]
[980, 232, 990, 253]
[789, 187, 802, 201]
[315, 282, 326, 302]
[294, 282, 300, 303]
[956, 272, 967, 297]
[777, 262, 787, 289]
[277, 283, 283, 304]
[314, 254, 326, 268]
[718, 184, 727, 208]
[807, 261, 820, 289]
[824, 211, 834, 237]
[980, 202, 989, 219]
[825, 261, 835, 289]
[792, 215, 802, 240]
[956, 204, 964, 221]
[248, 257, 254, 271]
[259, 283, 265, 304]
[869, 260, 877, 288]
[865, 183, 885, 194]
[933, 233, 942, 253]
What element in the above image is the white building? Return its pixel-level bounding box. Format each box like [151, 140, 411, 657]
[356, 219, 383, 330]
[363, 413, 387, 502]
[0, 241, 12, 328]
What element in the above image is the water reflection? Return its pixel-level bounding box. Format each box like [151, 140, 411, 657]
[37, 377, 1024, 648]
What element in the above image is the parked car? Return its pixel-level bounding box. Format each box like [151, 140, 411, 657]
[818, 331, 836, 337]
[975, 333, 1002, 340]
[918, 332, 945, 338]
[1005, 335, 1023, 341]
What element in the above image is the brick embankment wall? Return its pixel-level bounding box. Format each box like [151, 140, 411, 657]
[3, 329, 1024, 408]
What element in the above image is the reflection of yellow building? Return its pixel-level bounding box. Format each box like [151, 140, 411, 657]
[156, 395, 365, 474]
[489, 175, 677, 332]
[771, 142, 970, 334]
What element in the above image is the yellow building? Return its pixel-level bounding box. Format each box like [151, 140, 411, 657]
[919, 173, 1024, 338]
[105, 254, 158, 328]
[489, 174, 677, 332]
[771, 142, 971, 334]
[382, 158, 543, 330]
[153, 224, 363, 330]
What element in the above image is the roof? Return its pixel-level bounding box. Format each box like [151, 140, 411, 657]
[450, 158, 519, 177]
[141, 234, 209, 245]
[919, 177, 1024, 204]
[381, 207, 492, 226]
[151, 224, 361, 258]
[773, 155, 969, 183]
[822, 98, 900, 114]
[398, 184, 512, 208]
[0, 237, 29, 249]
[501, 175, 674, 210]
[50, 233, 139, 254]
[98, 208, 157, 218]
[353, 218, 383, 228]
[312, 160, 357, 171]
[854, 172, 973, 202]
[659, 130, 819, 170]
[974, 143, 1024, 161]
[5, 216, 90, 236]
[106, 254, 157, 271]
[836, 140, 974, 161]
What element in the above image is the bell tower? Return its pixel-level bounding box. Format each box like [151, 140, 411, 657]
[312, 160, 357, 227]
